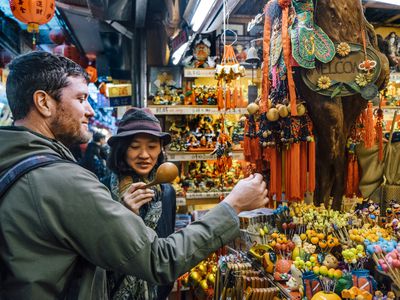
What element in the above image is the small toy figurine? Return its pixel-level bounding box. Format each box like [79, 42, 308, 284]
[373, 290, 383, 300]
[386, 291, 395, 300]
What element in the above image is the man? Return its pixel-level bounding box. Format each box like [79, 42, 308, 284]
[0, 51, 268, 299]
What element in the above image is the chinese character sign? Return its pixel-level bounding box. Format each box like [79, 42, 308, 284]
[9, 0, 55, 33]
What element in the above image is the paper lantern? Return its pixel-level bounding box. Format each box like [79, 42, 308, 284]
[49, 28, 65, 45]
[9, 0, 56, 33]
[53, 44, 80, 63]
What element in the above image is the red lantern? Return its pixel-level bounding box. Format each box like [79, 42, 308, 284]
[49, 28, 66, 45]
[85, 65, 98, 83]
[53, 44, 80, 63]
[9, 0, 56, 33]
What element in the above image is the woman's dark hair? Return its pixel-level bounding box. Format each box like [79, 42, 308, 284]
[107, 136, 166, 176]
[6, 51, 89, 120]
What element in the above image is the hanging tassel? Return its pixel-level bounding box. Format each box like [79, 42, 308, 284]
[191, 88, 196, 105]
[184, 81, 191, 105]
[217, 85, 224, 110]
[376, 101, 384, 161]
[232, 85, 238, 109]
[284, 148, 291, 200]
[251, 137, 261, 163]
[353, 157, 359, 196]
[300, 142, 308, 196]
[308, 138, 316, 192]
[345, 155, 354, 197]
[243, 119, 252, 161]
[281, 5, 297, 116]
[264, 147, 277, 196]
[364, 101, 374, 148]
[290, 143, 301, 201]
[225, 87, 231, 110]
[276, 150, 282, 201]
[261, 2, 272, 113]
[239, 86, 244, 108]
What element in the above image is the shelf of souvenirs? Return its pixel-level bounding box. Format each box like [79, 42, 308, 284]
[176, 191, 230, 206]
[166, 150, 244, 161]
[148, 105, 248, 115]
[183, 67, 259, 78]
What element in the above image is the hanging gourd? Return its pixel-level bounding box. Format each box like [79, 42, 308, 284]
[10, 0, 56, 46]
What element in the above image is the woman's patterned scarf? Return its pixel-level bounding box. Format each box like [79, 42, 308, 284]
[107, 168, 163, 300]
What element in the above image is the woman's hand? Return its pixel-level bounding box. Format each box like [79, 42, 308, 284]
[122, 182, 155, 215]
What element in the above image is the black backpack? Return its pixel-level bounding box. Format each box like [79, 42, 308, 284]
[0, 154, 81, 300]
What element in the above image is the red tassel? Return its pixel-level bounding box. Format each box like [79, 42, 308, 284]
[243, 120, 251, 161]
[217, 85, 223, 110]
[308, 139, 316, 192]
[284, 148, 291, 200]
[376, 105, 384, 161]
[232, 86, 238, 109]
[345, 156, 354, 197]
[290, 143, 301, 201]
[239, 86, 245, 108]
[226, 87, 231, 110]
[276, 150, 282, 201]
[300, 142, 307, 196]
[191, 88, 196, 105]
[353, 158, 359, 196]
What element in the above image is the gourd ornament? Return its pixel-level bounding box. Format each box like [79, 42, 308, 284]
[311, 291, 341, 300]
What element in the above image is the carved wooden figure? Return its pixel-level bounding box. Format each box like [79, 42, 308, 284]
[295, 0, 389, 209]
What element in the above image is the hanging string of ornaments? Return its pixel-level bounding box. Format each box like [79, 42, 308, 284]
[212, 1, 246, 194]
[241, 0, 385, 205]
[10, 0, 56, 48]
[243, 0, 317, 203]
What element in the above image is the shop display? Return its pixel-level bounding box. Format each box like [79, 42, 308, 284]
[174, 201, 400, 299]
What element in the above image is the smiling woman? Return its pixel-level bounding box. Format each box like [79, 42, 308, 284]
[106, 107, 176, 300]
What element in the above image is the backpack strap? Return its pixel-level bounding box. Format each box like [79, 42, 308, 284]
[0, 154, 66, 199]
[0, 153, 81, 300]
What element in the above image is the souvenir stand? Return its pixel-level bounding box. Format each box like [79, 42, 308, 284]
[169, 0, 400, 299]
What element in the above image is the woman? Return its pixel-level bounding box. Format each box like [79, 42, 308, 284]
[107, 107, 176, 300]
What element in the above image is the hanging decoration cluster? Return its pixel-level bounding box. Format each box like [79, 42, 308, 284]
[243, 0, 337, 202]
[10, 0, 56, 46]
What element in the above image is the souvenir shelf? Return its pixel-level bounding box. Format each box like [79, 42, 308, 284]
[148, 105, 247, 115]
[150, 67, 253, 210]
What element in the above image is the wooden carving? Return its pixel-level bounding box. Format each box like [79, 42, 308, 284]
[295, 0, 389, 209]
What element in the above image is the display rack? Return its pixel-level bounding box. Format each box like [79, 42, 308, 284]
[148, 105, 247, 115]
[150, 67, 248, 209]
[166, 150, 244, 161]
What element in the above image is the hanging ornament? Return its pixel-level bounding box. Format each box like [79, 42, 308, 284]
[53, 44, 80, 64]
[85, 65, 98, 83]
[10, 0, 56, 47]
[49, 28, 66, 45]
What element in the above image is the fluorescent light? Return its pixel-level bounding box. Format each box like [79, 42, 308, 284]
[190, 0, 218, 32]
[172, 42, 189, 65]
[372, 0, 400, 5]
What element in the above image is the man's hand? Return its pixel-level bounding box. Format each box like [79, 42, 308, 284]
[223, 173, 268, 214]
[122, 182, 155, 215]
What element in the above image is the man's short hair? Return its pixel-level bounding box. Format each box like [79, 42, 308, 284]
[6, 51, 89, 120]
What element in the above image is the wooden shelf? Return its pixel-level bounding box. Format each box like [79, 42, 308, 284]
[148, 105, 247, 115]
[183, 67, 258, 78]
[176, 191, 231, 206]
[166, 150, 244, 161]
